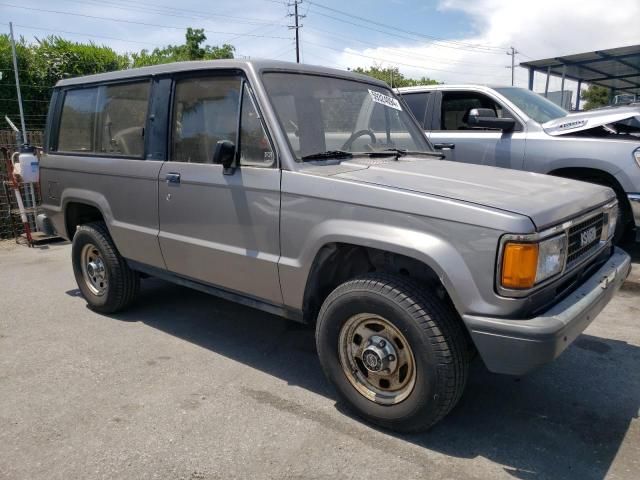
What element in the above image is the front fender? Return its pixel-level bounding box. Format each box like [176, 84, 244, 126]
[279, 218, 503, 318]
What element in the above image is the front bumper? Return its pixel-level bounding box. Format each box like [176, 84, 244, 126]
[463, 247, 631, 375]
[629, 194, 640, 241]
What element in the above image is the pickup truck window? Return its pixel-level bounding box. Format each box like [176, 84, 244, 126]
[441, 91, 510, 131]
[56, 81, 150, 157]
[402, 92, 430, 128]
[262, 73, 430, 160]
[494, 87, 567, 123]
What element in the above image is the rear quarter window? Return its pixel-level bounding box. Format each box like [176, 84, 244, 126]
[55, 80, 150, 157]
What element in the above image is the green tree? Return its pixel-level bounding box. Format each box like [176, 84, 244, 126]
[580, 84, 609, 110]
[1, 34, 129, 131]
[131, 28, 234, 67]
[0, 29, 235, 133]
[352, 65, 440, 88]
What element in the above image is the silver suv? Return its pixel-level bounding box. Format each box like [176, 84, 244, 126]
[41, 61, 631, 432]
[397, 85, 640, 242]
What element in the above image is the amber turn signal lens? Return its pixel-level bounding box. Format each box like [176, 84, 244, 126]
[501, 242, 539, 289]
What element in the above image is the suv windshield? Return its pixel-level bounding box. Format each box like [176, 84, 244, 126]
[262, 73, 431, 161]
[495, 87, 568, 124]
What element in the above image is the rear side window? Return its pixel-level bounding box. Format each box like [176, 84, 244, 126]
[96, 82, 150, 157]
[56, 80, 150, 157]
[57, 88, 98, 152]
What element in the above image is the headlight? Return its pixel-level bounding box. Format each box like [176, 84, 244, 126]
[500, 234, 567, 290]
[634, 149, 640, 169]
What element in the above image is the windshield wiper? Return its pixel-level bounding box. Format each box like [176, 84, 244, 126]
[300, 150, 353, 161]
[369, 148, 444, 159]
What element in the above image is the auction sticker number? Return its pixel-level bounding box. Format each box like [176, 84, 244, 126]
[368, 89, 402, 111]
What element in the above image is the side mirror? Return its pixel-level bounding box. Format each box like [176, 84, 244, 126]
[213, 140, 236, 174]
[467, 108, 516, 132]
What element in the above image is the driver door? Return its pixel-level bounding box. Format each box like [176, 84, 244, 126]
[429, 90, 526, 170]
[157, 72, 282, 304]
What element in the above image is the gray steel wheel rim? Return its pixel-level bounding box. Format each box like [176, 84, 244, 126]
[80, 243, 108, 296]
[338, 313, 417, 405]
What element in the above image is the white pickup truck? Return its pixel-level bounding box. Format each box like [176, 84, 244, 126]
[397, 85, 640, 242]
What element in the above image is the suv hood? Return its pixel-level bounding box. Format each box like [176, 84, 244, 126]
[542, 105, 640, 136]
[334, 159, 613, 229]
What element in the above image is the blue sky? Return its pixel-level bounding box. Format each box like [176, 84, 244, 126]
[2, 0, 640, 106]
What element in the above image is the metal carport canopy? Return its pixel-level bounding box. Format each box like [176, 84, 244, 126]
[520, 44, 640, 108]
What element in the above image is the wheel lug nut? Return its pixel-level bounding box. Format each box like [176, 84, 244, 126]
[388, 354, 395, 362]
[378, 340, 386, 348]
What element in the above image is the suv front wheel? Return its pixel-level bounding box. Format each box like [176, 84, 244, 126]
[316, 273, 469, 432]
[71, 222, 139, 313]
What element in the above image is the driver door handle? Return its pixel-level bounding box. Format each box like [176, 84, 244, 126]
[433, 143, 455, 150]
[165, 172, 181, 184]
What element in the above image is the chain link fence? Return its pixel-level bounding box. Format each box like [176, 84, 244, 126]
[1, 130, 44, 241]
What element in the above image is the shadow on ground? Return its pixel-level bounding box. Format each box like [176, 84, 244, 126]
[92, 278, 640, 480]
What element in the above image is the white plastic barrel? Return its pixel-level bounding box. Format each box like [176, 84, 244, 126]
[12, 149, 39, 183]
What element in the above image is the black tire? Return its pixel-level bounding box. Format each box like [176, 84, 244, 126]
[316, 273, 469, 433]
[71, 221, 139, 313]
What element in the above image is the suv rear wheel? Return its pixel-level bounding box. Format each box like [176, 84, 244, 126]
[71, 222, 139, 313]
[315, 273, 469, 432]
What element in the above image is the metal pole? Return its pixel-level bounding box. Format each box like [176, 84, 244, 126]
[528, 67, 534, 90]
[544, 66, 551, 97]
[576, 79, 582, 110]
[511, 47, 515, 86]
[294, 1, 300, 63]
[9, 22, 27, 142]
[560, 65, 566, 108]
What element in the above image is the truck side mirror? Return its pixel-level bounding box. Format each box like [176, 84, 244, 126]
[467, 108, 516, 132]
[213, 140, 236, 175]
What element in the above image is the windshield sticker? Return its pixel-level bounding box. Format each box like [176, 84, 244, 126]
[368, 89, 402, 111]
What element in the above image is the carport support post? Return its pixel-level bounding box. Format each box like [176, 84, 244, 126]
[576, 80, 582, 110]
[528, 67, 534, 90]
[544, 66, 551, 97]
[560, 65, 566, 108]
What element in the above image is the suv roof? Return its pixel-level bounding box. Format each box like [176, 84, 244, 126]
[55, 59, 389, 88]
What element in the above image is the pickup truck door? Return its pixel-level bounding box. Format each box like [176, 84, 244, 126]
[157, 72, 282, 304]
[427, 90, 526, 170]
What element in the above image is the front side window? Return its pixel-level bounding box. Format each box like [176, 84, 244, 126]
[239, 83, 274, 166]
[58, 88, 98, 152]
[440, 91, 512, 131]
[57, 80, 150, 156]
[172, 76, 241, 163]
[262, 73, 430, 160]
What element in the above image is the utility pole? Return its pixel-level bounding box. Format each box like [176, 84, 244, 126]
[288, 1, 305, 63]
[9, 22, 26, 144]
[506, 46, 519, 86]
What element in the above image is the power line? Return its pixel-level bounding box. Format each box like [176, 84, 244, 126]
[305, 26, 508, 69]
[0, 4, 291, 40]
[304, 39, 505, 78]
[58, 0, 289, 27]
[505, 46, 519, 86]
[306, 1, 508, 53]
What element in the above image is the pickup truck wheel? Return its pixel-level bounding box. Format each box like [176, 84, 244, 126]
[316, 273, 469, 432]
[71, 222, 139, 313]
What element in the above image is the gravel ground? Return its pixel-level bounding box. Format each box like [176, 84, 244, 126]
[0, 241, 638, 480]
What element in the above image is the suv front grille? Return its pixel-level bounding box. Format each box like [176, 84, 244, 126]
[566, 212, 604, 267]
